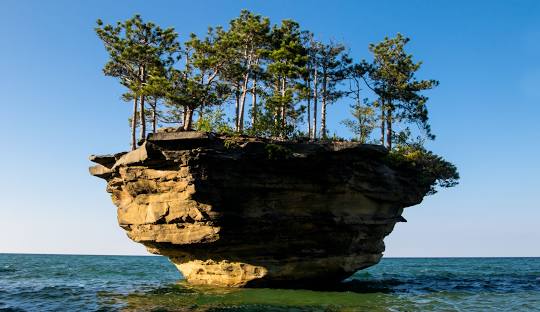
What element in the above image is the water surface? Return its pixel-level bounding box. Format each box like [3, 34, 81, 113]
[1, 254, 539, 311]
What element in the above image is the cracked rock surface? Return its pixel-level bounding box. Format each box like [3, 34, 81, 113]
[90, 131, 433, 288]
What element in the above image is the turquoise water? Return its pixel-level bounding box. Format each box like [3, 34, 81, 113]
[0, 254, 539, 311]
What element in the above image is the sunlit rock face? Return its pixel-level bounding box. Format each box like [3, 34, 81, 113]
[90, 131, 432, 288]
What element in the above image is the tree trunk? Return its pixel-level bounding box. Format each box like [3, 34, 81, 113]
[280, 77, 286, 133]
[238, 55, 252, 133]
[357, 109, 363, 142]
[238, 75, 250, 133]
[183, 107, 188, 130]
[312, 68, 318, 139]
[273, 79, 280, 127]
[356, 90, 362, 142]
[183, 107, 194, 131]
[199, 107, 204, 119]
[386, 104, 393, 150]
[139, 65, 146, 143]
[152, 99, 157, 134]
[139, 95, 146, 143]
[187, 108, 194, 130]
[380, 99, 385, 146]
[234, 86, 240, 131]
[320, 99, 326, 139]
[320, 69, 327, 139]
[152, 108, 156, 134]
[131, 96, 138, 151]
[251, 77, 257, 126]
[182, 105, 188, 129]
[306, 66, 311, 139]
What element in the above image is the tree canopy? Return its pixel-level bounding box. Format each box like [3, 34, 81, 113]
[95, 10, 458, 193]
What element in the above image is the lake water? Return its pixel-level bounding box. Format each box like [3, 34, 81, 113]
[0, 254, 539, 311]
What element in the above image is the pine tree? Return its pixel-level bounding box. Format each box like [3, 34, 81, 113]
[266, 20, 307, 137]
[223, 10, 271, 132]
[97, 12, 442, 147]
[300, 31, 315, 139]
[95, 15, 178, 149]
[341, 64, 376, 143]
[366, 34, 438, 149]
[167, 28, 230, 130]
[311, 41, 351, 139]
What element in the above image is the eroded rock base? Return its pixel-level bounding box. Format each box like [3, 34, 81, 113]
[171, 259, 268, 287]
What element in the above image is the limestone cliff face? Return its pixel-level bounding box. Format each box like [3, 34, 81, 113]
[90, 132, 433, 288]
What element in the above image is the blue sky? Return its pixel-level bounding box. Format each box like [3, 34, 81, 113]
[0, 0, 539, 256]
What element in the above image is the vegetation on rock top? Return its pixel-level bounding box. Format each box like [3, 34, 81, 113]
[95, 10, 459, 194]
[386, 144, 459, 195]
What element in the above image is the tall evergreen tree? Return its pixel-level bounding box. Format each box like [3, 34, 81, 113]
[311, 41, 351, 139]
[173, 28, 230, 130]
[266, 20, 307, 137]
[366, 34, 438, 149]
[341, 64, 376, 143]
[142, 70, 171, 133]
[299, 31, 315, 139]
[95, 15, 178, 149]
[223, 10, 271, 132]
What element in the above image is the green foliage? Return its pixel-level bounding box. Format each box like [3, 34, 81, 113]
[265, 144, 293, 160]
[225, 10, 271, 75]
[195, 108, 234, 133]
[254, 19, 309, 138]
[167, 27, 232, 130]
[223, 138, 241, 150]
[309, 41, 351, 139]
[96, 15, 180, 148]
[247, 109, 287, 138]
[311, 41, 351, 103]
[366, 33, 439, 145]
[249, 113, 297, 139]
[96, 10, 459, 201]
[97, 12, 448, 162]
[95, 15, 179, 94]
[328, 133, 346, 142]
[341, 99, 377, 143]
[386, 144, 459, 195]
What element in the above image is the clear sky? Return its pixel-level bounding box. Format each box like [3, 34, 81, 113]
[1, 0, 539, 257]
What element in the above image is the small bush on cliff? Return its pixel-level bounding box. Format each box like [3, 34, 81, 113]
[387, 144, 459, 195]
[265, 144, 293, 160]
[223, 136, 242, 150]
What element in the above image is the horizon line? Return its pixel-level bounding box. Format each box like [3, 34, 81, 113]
[1, 252, 539, 258]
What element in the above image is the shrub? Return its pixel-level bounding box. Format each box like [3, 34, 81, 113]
[387, 144, 459, 194]
[265, 144, 293, 160]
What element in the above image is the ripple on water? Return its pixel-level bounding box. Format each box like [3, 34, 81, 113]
[0, 255, 539, 311]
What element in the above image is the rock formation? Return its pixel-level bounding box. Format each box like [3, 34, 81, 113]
[89, 131, 434, 288]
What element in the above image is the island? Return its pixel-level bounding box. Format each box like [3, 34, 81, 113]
[91, 10, 458, 288]
[90, 131, 451, 288]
